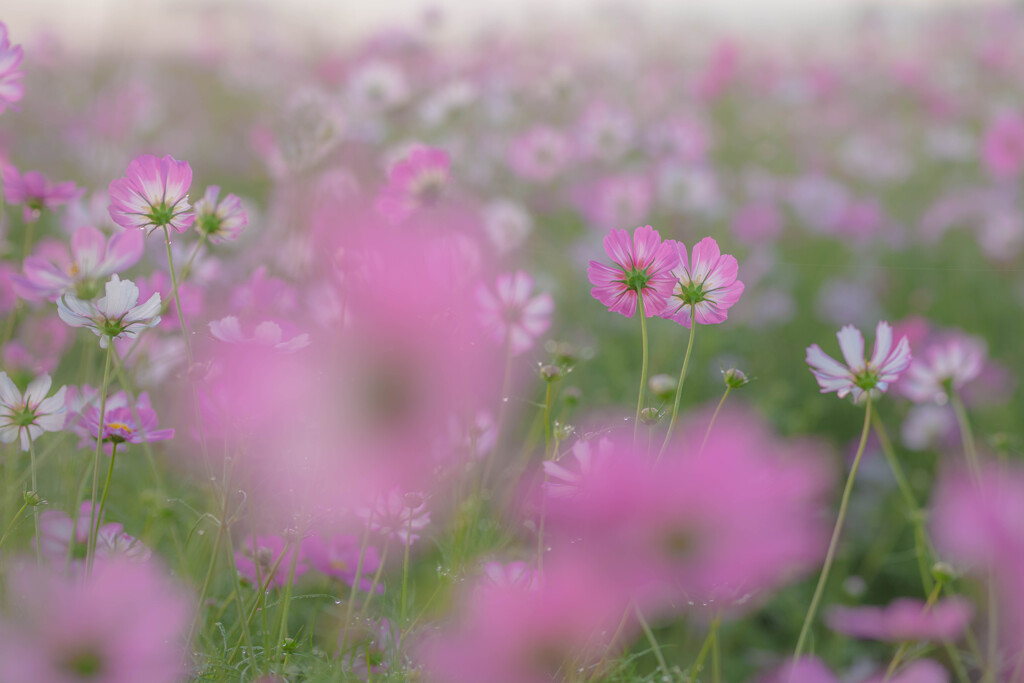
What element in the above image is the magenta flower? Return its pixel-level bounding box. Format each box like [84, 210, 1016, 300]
[806, 321, 912, 403]
[0, 372, 66, 451]
[0, 559, 190, 683]
[475, 271, 553, 356]
[193, 185, 247, 243]
[981, 111, 1024, 181]
[302, 534, 382, 592]
[587, 225, 678, 317]
[0, 22, 24, 115]
[80, 393, 174, 447]
[375, 145, 450, 223]
[37, 502, 151, 571]
[107, 154, 195, 234]
[826, 597, 974, 643]
[13, 225, 144, 302]
[57, 274, 162, 348]
[1, 164, 82, 222]
[660, 236, 744, 327]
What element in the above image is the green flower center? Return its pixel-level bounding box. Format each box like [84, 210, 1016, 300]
[101, 320, 127, 338]
[197, 213, 222, 236]
[624, 267, 651, 292]
[677, 280, 707, 306]
[854, 370, 880, 392]
[10, 407, 36, 428]
[147, 201, 176, 227]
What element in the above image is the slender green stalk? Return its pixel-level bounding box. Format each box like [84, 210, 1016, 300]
[28, 437, 41, 563]
[0, 500, 28, 550]
[340, 519, 373, 654]
[700, 386, 732, 454]
[162, 225, 194, 366]
[90, 442, 119, 563]
[187, 509, 226, 648]
[633, 293, 648, 443]
[793, 395, 873, 663]
[635, 603, 670, 682]
[179, 233, 208, 282]
[275, 541, 302, 666]
[659, 307, 697, 460]
[358, 540, 391, 620]
[400, 511, 414, 624]
[543, 382, 554, 459]
[689, 615, 722, 683]
[86, 341, 115, 575]
[949, 389, 980, 481]
[712, 617, 722, 683]
[884, 579, 942, 680]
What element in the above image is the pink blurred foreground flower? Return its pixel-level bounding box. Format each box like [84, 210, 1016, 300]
[0, 22, 24, 114]
[57, 274, 162, 348]
[13, 225, 144, 301]
[981, 111, 1024, 180]
[587, 225, 678, 317]
[826, 597, 973, 642]
[475, 271, 553, 355]
[806, 321, 912, 403]
[1, 165, 82, 222]
[376, 145, 450, 222]
[107, 154, 195, 234]
[660, 236, 744, 327]
[0, 559, 190, 683]
[0, 371, 66, 450]
[302, 534, 382, 592]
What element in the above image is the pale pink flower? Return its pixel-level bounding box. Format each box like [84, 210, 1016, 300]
[758, 657, 839, 683]
[37, 502, 151, 571]
[107, 154, 194, 234]
[542, 437, 612, 499]
[587, 225, 678, 318]
[12, 225, 144, 302]
[193, 185, 247, 243]
[575, 103, 634, 163]
[0, 372, 66, 450]
[57, 274, 161, 348]
[480, 560, 541, 591]
[660, 237, 744, 327]
[732, 201, 782, 246]
[375, 145, 450, 222]
[806, 321, 912, 403]
[475, 271, 553, 356]
[209, 315, 310, 353]
[0, 22, 24, 114]
[981, 111, 1024, 180]
[0, 559, 190, 683]
[826, 597, 973, 642]
[901, 334, 986, 404]
[357, 490, 430, 545]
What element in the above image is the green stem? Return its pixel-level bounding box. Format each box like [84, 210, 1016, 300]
[275, 540, 302, 667]
[0, 501, 28, 550]
[949, 389, 980, 481]
[179, 233, 207, 282]
[884, 580, 942, 680]
[163, 225, 194, 367]
[659, 307, 697, 461]
[187, 507, 226, 648]
[340, 519, 373, 655]
[689, 615, 722, 683]
[543, 382, 554, 459]
[635, 603, 671, 682]
[793, 395, 873, 663]
[700, 386, 732, 454]
[86, 341, 115, 575]
[400, 511, 414, 624]
[28, 437, 41, 564]
[357, 540, 391, 620]
[633, 292, 648, 443]
[90, 442, 119, 565]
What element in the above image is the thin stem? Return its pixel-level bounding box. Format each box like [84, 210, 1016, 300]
[949, 389, 980, 481]
[400, 512, 414, 624]
[275, 541, 302, 666]
[340, 519, 373, 654]
[28, 436, 41, 564]
[358, 540, 391, 621]
[793, 395, 873, 664]
[700, 386, 732, 454]
[884, 579, 943, 680]
[163, 225, 194, 366]
[187, 508, 226, 648]
[0, 500, 28, 550]
[543, 381, 554, 459]
[635, 603, 671, 682]
[633, 292, 648, 443]
[659, 307, 697, 461]
[86, 341, 115, 575]
[90, 442, 119, 564]
[689, 615, 722, 683]
[179, 233, 208, 282]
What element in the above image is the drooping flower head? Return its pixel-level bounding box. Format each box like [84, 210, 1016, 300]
[660, 236, 744, 327]
[107, 154, 194, 234]
[13, 225, 144, 302]
[587, 225, 678, 317]
[192, 185, 247, 243]
[376, 145, 451, 223]
[475, 271, 553, 356]
[0, 22, 24, 115]
[57, 274, 162, 348]
[806, 321, 912, 403]
[0, 372, 66, 451]
[0, 559, 190, 683]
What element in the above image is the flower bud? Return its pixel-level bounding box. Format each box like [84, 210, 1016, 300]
[722, 367, 750, 389]
[931, 561, 958, 583]
[23, 490, 43, 506]
[539, 364, 562, 382]
[639, 407, 662, 426]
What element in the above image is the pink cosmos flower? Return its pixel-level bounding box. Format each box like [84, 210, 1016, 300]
[209, 315, 310, 353]
[235, 534, 310, 587]
[806, 321, 912, 403]
[826, 597, 974, 642]
[12, 225, 144, 302]
[302, 534, 382, 592]
[37, 502, 151, 571]
[375, 145, 450, 223]
[542, 436, 612, 499]
[80, 393, 174, 447]
[587, 225, 678, 318]
[981, 111, 1024, 180]
[660, 236, 744, 327]
[193, 185, 247, 243]
[0, 22, 24, 114]
[758, 657, 839, 683]
[57, 274, 162, 348]
[508, 126, 572, 182]
[0, 371, 66, 451]
[901, 333, 986, 404]
[860, 660, 950, 683]
[0, 559, 191, 683]
[475, 271, 553, 356]
[480, 560, 541, 591]
[1, 164, 83, 222]
[107, 154, 195, 234]
[357, 490, 430, 545]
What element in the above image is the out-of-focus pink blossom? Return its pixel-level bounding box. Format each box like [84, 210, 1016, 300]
[575, 174, 652, 231]
[376, 145, 450, 223]
[806, 321, 912, 403]
[826, 597, 973, 642]
[902, 333, 986, 404]
[660, 236, 744, 327]
[1, 164, 82, 222]
[0, 22, 25, 114]
[475, 271, 553, 356]
[302, 533, 382, 592]
[732, 201, 782, 246]
[508, 126, 572, 182]
[758, 657, 839, 683]
[193, 185, 247, 243]
[37, 502, 151, 571]
[209, 316, 309, 353]
[981, 111, 1024, 180]
[0, 559, 190, 683]
[587, 225, 678, 318]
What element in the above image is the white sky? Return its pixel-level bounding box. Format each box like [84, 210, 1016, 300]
[2, 0, 1007, 54]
